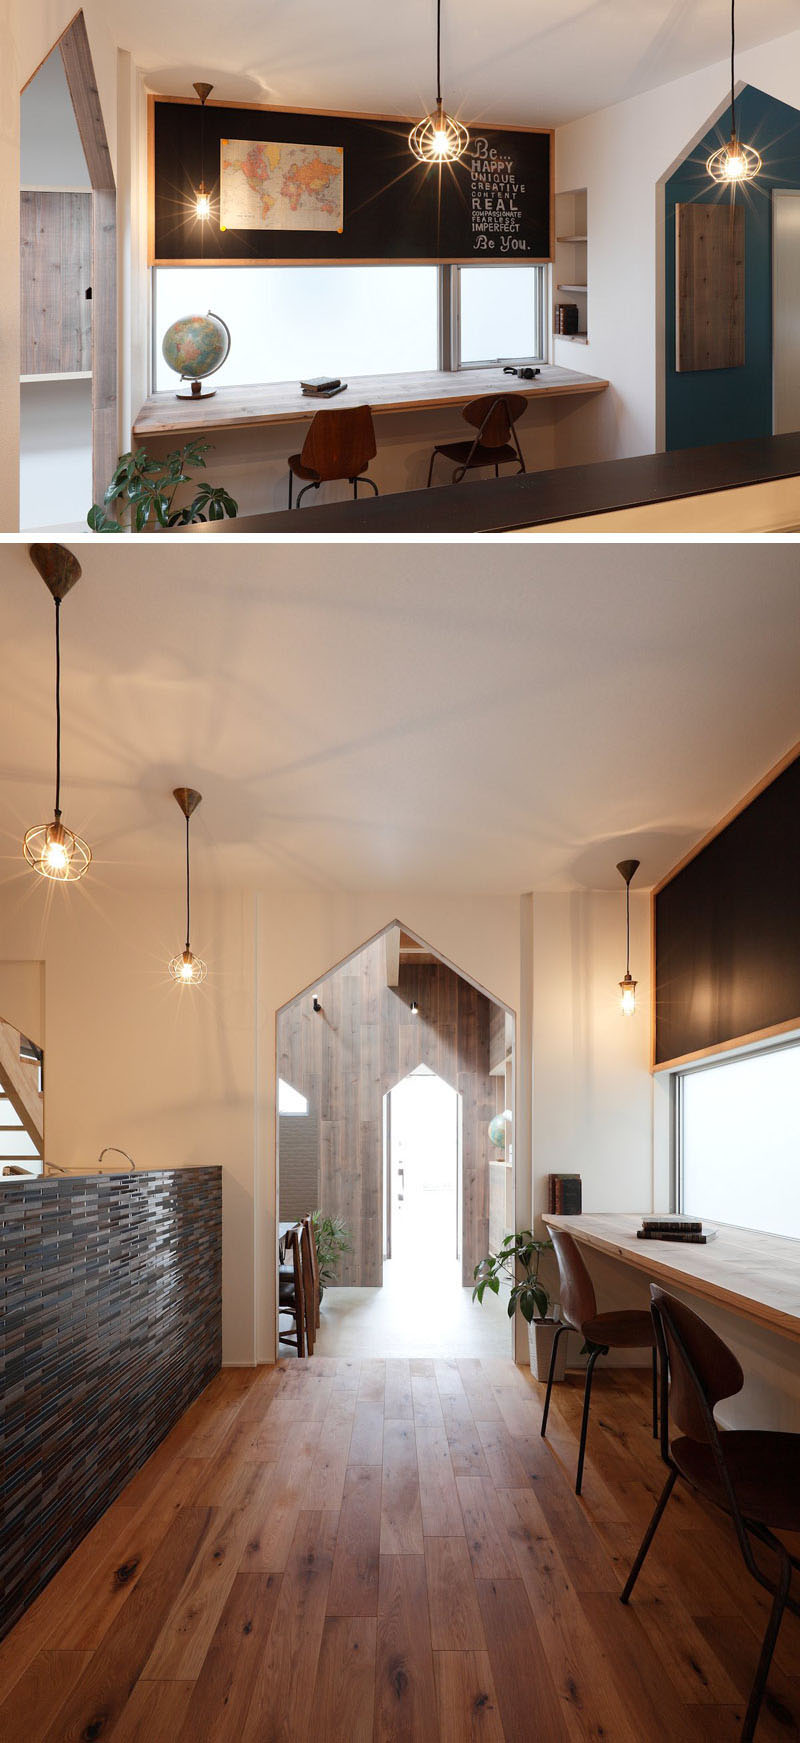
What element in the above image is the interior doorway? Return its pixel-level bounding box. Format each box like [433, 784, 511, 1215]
[20, 12, 117, 532]
[386, 1067, 460, 1270]
[275, 921, 513, 1360]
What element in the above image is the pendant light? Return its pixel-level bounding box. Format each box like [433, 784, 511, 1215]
[169, 788, 207, 985]
[193, 82, 214, 220]
[23, 545, 91, 883]
[616, 859, 640, 1017]
[409, 0, 468, 166]
[707, 1, 761, 185]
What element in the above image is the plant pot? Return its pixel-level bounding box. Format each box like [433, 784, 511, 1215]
[528, 1317, 567, 1383]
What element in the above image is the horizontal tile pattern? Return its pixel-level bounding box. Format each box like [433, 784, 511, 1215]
[0, 1168, 221, 1640]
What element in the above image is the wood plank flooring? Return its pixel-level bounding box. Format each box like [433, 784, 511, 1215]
[1, 1359, 799, 1741]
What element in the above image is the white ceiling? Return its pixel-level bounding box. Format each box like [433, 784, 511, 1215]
[1, 541, 798, 895]
[119, 0, 800, 129]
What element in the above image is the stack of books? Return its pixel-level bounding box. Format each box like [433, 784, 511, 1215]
[548, 1173, 582, 1214]
[300, 376, 347, 399]
[637, 1215, 712, 1244]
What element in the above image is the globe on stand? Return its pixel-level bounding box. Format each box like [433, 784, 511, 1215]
[161, 310, 231, 400]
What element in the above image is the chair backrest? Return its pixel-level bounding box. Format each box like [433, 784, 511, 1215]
[462, 393, 527, 448]
[300, 1217, 317, 1354]
[285, 1225, 306, 1355]
[300, 405, 377, 480]
[550, 1226, 597, 1331]
[302, 1214, 320, 1330]
[650, 1285, 744, 1446]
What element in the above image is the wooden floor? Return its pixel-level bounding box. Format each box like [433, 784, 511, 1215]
[1, 1358, 799, 1742]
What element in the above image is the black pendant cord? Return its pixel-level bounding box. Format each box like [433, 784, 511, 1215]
[625, 880, 631, 978]
[54, 598, 62, 821]
[730, 0, 737, 137]
[436, 0, 442, 105]
[185, 813, 191, 952]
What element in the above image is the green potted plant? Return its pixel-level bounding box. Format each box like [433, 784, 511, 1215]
[311, 1210, 352, 1300]
[87, 440, 238, 532]
[473, 1229, 567, 1382]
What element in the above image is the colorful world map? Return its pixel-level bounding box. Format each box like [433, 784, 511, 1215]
[220, 140, 343, 232]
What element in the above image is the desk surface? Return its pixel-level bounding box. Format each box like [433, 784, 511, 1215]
[132, 365, 608, 441]
[543, 1212, 800, 1345]
[184, 428, 800, 534]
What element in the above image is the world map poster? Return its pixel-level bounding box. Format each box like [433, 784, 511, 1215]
[219, 139, 344, 232]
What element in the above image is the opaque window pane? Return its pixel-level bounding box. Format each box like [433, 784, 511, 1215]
[460, 266, 542, 363]
[154, 266, 439, 390]
[681, 1043, 800, 1238]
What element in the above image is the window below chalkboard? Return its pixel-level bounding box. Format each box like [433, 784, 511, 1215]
[676, 1037, 800, 1239]
[152, 262, 547, 391]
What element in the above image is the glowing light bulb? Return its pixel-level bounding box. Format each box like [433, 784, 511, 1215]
[44, 838, 68, 871]
[620, 974, 637, 1017]
[195, 188, 211, 220]
[706, 136, 761, 185]
[169, 946, 208, 986]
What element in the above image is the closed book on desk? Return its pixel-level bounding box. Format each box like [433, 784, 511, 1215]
[300, 376, 341, 393]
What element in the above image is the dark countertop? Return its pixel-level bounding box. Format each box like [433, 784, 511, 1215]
[183, 430, 800, 535]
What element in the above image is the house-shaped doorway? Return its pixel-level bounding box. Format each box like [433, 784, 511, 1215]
[276, 922, 514, 1358]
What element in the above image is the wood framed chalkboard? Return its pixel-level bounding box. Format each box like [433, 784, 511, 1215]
[653, 747, 800, 1068]
[149, 96, 552, 266]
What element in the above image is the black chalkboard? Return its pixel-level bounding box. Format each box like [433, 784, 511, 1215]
[654, 754, 800, 1065]
[151, 99, 551, 265]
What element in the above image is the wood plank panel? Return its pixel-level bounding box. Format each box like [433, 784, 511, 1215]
[312, 1615, 376, 1743]
[434, 1649, 506, 1742]
[327, 1465, 382, 1617]
[676, 201, 745, 373]
[176, 1572, 282, 1743]
[0, 1649, 92, 1742]
[240, 1509, 338, 1742]
[279, 936, 504, 1288]
[425, 1538, 486, 1651]
[380, 1419, 424, 1555]
[477, 1576, 568, 1743]
[374, 1555, 439, 1743]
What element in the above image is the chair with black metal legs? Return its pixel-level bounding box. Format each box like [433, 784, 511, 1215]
[621, 1285, 800, 1743]
[287, 405, 379, 508]
[426, 392, 527, 487]
[540, 1226, 657, 1495]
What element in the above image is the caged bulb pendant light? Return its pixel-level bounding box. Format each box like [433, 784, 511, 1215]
[707, 0, 761, 185]
[193, 82, 214, 220]
[409, 0, 469, 166]
[24, 545, 91, 883]
[616, 859, 640, 1017]
[169, 788, 208, 985]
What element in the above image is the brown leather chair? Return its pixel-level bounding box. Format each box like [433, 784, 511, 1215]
[541, 1226, 657, 1494]
[426, 393, 527, 487]
[288, 405, 379, 507]
[622, 1287, 800, 1743]
[278, 1222, 316, 1356]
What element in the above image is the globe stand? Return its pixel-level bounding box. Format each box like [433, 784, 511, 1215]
[176, 379, 217, 400]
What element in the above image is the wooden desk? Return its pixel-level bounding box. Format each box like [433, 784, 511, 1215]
[543, 1212, 800, 1345]
[132, 364, 608, 442]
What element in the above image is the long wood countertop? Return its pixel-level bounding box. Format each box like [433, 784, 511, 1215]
[543, 1212, 800, 1344]
[132, 364, 608, 440]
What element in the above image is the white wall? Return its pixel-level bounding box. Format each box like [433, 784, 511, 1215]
[20, 379, 93, 532]
[552, 30, 800, 466]
[0, 1, 121, 532]
[20, 45, 89, 187]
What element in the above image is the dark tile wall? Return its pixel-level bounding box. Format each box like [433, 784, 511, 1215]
[0, 1166, 221, 1641]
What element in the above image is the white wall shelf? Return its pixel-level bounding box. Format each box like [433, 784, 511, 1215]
[554, 190, 588, 346]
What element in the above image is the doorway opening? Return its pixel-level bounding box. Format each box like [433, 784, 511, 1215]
[275, 920, 514, 1360]
[20, 11, 117, 533]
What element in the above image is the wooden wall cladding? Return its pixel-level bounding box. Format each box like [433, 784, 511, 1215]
[278, 938, 501, 1286]
[0, 1167, 221, 1642]
[20, 191, 92, 375]
[151, 97, 552, 265]
[676, 200, 745, 372]
[654, 752, 800, 1065]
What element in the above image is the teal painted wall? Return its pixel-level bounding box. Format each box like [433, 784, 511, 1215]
[665, 86, 800, 452]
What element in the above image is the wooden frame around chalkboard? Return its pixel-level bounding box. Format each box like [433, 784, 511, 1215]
[650, 738, 800, 1073]
[147, 94, 554, 267]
